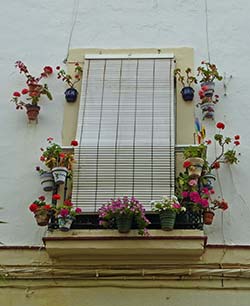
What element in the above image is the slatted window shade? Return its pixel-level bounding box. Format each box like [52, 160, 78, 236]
[72, 54, 175, 211]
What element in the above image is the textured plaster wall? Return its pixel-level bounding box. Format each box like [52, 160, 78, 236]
[0, 0, 250, 245]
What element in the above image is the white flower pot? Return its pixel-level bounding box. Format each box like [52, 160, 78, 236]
[201, 81, 215, 97]
[51, 167, 68, 185]
[185, 157, 204, 178]
[40, 171, 54, 191]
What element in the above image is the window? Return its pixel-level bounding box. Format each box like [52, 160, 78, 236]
[71, 54, 176, 212]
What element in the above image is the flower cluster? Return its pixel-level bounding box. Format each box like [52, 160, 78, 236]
[151, 195, 186, 213]
[29, 196, 51, 213]
[10, 61, 53, 108]
[98, 196, 150, 235]
[56, 63, 83, 88]
[52, 194, 82, 218]
[39, 137, 78, 171]
[207, 122, 240, 170]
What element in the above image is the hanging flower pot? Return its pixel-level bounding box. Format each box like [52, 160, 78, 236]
[34, 209, 50, 226]
[159, 210, 176, 231]
[200, 81, 215, 97]
[202, 173, 216, 190]
[58, 216, 75, 231]
[181, 86, 195, 101]
[25, 104, 40, 121]
[200, 102, 215, 120]
[51, 167, 68, 185]
[203, 210, 215, 225]
[185, 157, 204, 178]
[40, 171, 54, 192]
[65, 88, 78, 103]
[115, 214, 133, 233]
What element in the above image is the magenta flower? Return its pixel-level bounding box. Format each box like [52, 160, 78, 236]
[60, 208, 69, 217]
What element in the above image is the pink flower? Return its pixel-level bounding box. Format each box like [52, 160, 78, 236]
[188, 179, 198, 186]
[60, 208, 69, 217]
[172, 203, 181, 209]
[75, 207, 82, 214]
[201, 85, 209, 91]
[200, 199, 209, 207]
[64, 200, 73, 206]
[182, 191, 189, 198]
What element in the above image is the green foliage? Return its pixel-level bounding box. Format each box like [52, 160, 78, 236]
[197, 61, 223, 83]
[183, 144, 207, 159]
[174, 67, 197, 87]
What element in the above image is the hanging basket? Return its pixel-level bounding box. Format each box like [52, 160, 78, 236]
[201, 81, 215, 97]
[51, 167, 68, 185]
[203, 210, 215, 225]
[185, 157, 204, 178]
[181, 86, 195, 101]
[58, 216, 74, 231]
[65, 88, 78, 103]
[115, 214, 133, 233]
[159, 210, 176, 231]
[25, 104, 40, 121]
[34, 209, 50, 226]
[40, 171, 54, 191]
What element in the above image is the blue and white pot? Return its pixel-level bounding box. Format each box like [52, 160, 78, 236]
[58, 215, 75, 231]
[181, 86, 195, 101]
[51, 167, 68, 185]
[40, 171, 54, 191]
[201, 81, 215, 97]
[65, 88, 78, 103]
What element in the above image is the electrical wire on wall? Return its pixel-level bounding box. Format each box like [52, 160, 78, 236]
[63, 0, 80, 64]
[204, 0, 211, 62]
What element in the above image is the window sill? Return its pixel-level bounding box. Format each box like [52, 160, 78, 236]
[43, 229, 206, 264]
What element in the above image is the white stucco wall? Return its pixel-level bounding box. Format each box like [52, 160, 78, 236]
[0, 0, 249, 245]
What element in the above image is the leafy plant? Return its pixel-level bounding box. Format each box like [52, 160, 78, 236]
[56, 63, 83, 88]
[183, 144, 207, 159]
[174, 68, 197, 87]
[151, 195, 186, 213]
[10, 61, 53, 108]
[197, 61, 223, 83]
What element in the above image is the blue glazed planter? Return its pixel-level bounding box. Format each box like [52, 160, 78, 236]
[181, 86, 195, 101]
[65, 88, 78, 103]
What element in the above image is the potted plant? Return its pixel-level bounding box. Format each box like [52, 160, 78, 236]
[56, 63, 83, 102]
[10, 61, 53, 121]
[183, 144, 207, 178]
[98, 196, 150, 235]
[203, 199, 229, 225]
[197, 60, 223, 97]
[35, 166, 55, 192]
[29, 196, 52, 226]
[152, 195, 186, 230]
[39, 137, 78, 185]
[52, 195, 82, 231]
[197, 94, 219, 120]
[174, 68, 197, 101]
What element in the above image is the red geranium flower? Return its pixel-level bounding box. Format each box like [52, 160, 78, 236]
[40, 156, 45, 161]
[29, 203, 38, 212]
[216, 122, 225, 130]
[234, 141, 240, 146]
[205, 139, 212, 145]
[59, 153, 66, 158]
[56, 66, 60, 70]
[52, 194, 61, 200]
[71, 140, 78, 146]
[183, 161, 191, 168]
[38, 196, 45, 201]
[64, 200, 73, 206]
[44, 205, 51, 210]
[212, 161, 220, 169]
[234, 135, 240, 140]
[13, 91, 21, 97]
[43, 66, 53, 75]
[21, 88, 29, 95]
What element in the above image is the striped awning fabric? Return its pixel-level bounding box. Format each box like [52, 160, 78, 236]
[72, 54, 175, 211]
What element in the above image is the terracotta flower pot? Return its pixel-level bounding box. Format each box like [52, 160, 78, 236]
[34, 209, 50, 226]
[25, 104, 40, 121]
[203, 211, 215, 225]
[185, 157, 204, 178]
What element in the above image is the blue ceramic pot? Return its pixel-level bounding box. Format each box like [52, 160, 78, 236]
[181, 86, 194, 101]
[65, 88, 78, 103]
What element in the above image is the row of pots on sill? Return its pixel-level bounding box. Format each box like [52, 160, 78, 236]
[180, 81, 215, 102]
[35, 208, 214, 232]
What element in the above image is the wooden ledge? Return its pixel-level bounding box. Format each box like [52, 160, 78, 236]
[43, 229, 206, 264]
